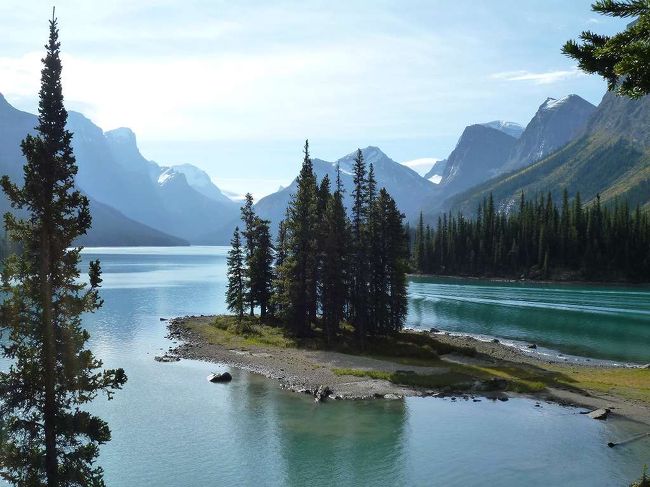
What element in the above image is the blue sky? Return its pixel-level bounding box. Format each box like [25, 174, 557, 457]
[0, 0, 627, 199]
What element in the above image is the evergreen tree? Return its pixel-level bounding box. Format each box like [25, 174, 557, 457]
[350, 149, 369, 345]
[226, 228, 246, 318]
[271, 220, 288, 317]
[368, 189, 409, 334]
[249, 218, 274, 318]
[240, 193, 256, 315]
[313, 175, 331, 322]
[367, 162, 377, 204]
[414, 212, 426, 272]
[0, 13, 126, 486]
[563, 0, 650, 98]
[276, 140, 318, 336]
[412, 192, 650, 281]
[320, 166, 348, 343]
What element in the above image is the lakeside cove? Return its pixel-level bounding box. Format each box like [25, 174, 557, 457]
[163, 315, 650, 426]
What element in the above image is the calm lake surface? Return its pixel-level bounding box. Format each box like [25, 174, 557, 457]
[409, 275, 650, 364]
[1, 246, 649, 486]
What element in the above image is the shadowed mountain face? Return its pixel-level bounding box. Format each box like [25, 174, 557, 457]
[203, 146, 439, 241]
[0, 93, 238, 245]
[420, 95, 597, 217]
[501, 95, 597, 173]
[444, 91, 650, 216]
[438, 124, 518, 197]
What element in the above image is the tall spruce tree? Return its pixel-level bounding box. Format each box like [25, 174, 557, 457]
[276, 140, 318, 336]
[368, 189, 409, 334]
[249, 218, 274, 318]
[350, 149, 369, 345]
[240, 193, 256, 315]
[320, 166, 349, 343]
[0, 13, 126, 486]
[313, 175, 331, 322]
[414, 212, 426, 272]
[271, 220, 288, 317]
[226, 228, 246, 318]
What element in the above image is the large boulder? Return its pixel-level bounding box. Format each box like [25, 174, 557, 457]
[208, 372, 233, 383]
[314, 385, 332, 403]
[587, 408, 610, 420]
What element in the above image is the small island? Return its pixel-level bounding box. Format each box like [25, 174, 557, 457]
[163, 314, 650, 426]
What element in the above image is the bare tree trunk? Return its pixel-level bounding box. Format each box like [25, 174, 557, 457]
[41, 226, 57, 486]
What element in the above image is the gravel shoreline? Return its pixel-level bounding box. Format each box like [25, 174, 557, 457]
[160, 316, 650, 425]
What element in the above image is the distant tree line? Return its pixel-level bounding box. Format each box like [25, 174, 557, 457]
[227, 141, 409, 344]
[412, 191, 650, 281]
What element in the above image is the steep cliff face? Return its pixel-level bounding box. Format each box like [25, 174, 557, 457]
[438, 124, 518, 197]
[501, 94, 596, 173]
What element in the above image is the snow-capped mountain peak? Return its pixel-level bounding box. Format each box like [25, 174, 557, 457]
[539, 94, 584, 111]
[481, 120, 524, 139]
[166, 163, 234, 205]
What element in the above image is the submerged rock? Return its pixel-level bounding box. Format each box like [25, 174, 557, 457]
[587, 408, 610, 420]
[383, 393, 402, 400]
[208, 372, 233, 383]
[154, 354, 180, 363]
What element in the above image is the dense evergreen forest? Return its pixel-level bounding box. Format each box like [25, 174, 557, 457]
[226, 141, 409, 344]
[412, 191, 650, 281]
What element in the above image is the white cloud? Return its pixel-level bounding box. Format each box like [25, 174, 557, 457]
[490, 67, 586, 85]
[213, 177, 291, 202]
[401, 157, 440, 176]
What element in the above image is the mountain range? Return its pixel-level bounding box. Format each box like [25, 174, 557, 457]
[0, 93, 239, 245]
[444, 91, 650, 216]
[1, 86, 648, 246]
[425, 94, 597, 212]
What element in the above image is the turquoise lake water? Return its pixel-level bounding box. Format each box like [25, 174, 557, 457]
[1, 246, 649, 486]
[408, 275, 650, 364]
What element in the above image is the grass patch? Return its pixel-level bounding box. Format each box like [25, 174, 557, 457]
[550, 366, 650, 403]
[333, 367, 476, 390]
[189, 315, 297, 349]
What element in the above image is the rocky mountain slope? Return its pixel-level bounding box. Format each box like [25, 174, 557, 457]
[444, 91, 650, 216]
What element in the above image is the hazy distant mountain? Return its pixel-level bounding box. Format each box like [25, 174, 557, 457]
[481, 120, 524, 139]
[79, 198, 188, 246]
[214, 146, 438, 239]
[446, 90, 650, 215]
[501, 95, 596, 173]
[167, 163, 234, 205]
[0, 94, 185, 245]
[0, 93, 236, 244]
